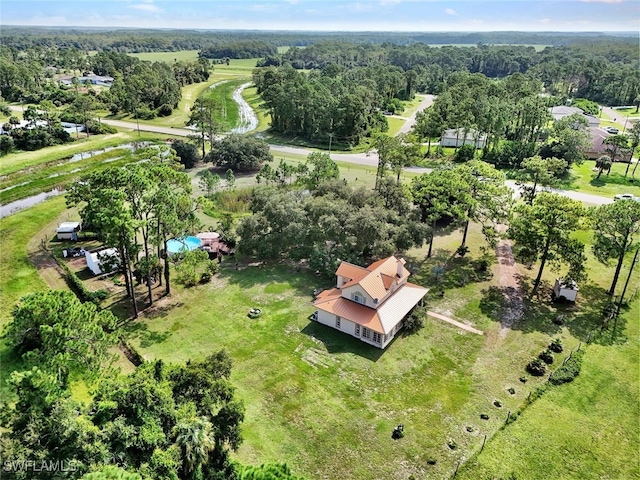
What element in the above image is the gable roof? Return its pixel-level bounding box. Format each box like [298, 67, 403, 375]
[340, 256, 410, 303]
[336, 261, 368, 279]
[313, 282, 428, 334]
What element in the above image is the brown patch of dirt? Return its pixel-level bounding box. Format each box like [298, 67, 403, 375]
[494, 238, 524, 338]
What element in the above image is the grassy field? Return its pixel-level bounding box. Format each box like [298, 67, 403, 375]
[0, 132, 168, 177]
[1, 135, 172, 205]
[119, 196, 639, 480]
[129, 50, 200, 63]
[559, 160, 640, 198]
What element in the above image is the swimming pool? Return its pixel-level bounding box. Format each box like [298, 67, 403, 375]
[166, 236, 202, 254]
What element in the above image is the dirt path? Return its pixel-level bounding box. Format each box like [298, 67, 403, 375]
[427, 310, 484, 335]
[494, 234, 524, 338]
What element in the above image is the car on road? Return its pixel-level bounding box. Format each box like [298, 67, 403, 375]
[605, 126, 620, 134]
[614, 193, 639, 201]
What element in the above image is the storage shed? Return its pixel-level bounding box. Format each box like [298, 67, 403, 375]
[56, 221, 82, 240]
[552, 278, 578, 302]
[85, 248, 119, 276]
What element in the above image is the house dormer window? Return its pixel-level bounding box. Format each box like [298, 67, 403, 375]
[351, 291, 366, 305]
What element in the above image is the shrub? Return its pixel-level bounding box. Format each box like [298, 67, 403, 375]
[157, 104, 173, 117]
[427, 458, 437, 465]
[453, 143, 476, 163]
[404, 305, 427, 333]
[549, 338, 563, 353]
[200, 272, 212, 283]
[456, 245, 470, 257]
[480, 413, 489, 420]
[447, 439, 457, 450]
[526, 358, 547, 376]
[508, 387, 515, 395]
[539, 349, 554, 365]
[550, 350, 584, 385]
[57, 260, 109, 306]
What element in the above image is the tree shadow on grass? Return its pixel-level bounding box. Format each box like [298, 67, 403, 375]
[589, 170, 635, 188]
[300, 321, 385, 362]
[223, 260, 330, 297]
[124, 321, 172, 348]
[406, 249, 494, 290]
[479, 280, 628, 345]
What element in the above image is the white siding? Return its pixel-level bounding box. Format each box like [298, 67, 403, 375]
[341, 285, 374, 308]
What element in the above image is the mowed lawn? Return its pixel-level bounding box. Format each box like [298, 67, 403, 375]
[125, 216, 639, 479]
[126, 262, 490, 480]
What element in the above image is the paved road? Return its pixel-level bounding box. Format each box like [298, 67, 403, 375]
[9, 100, 615, 206]
[398, 94, 435, 135]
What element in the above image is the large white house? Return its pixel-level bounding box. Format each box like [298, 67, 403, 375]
[312, 256, 428, 349]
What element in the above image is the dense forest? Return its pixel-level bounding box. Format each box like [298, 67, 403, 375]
[1, 26, 636, 52]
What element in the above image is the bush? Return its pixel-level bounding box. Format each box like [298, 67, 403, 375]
[526, 358, 547, 376]
[550, 350, 584, 385]
[549, 338, 563, 353]
[157, 104, 173, 117]
[57, 261, 109, 306]
[200, 272, 212, 283]
[135, 106, 156, 120]
[539, 349, 554, 365]
[404, 305, 427, 333]
[453, 144, 476, 163]
[456, 245, 470, 257]
[172, 140, 199, 169]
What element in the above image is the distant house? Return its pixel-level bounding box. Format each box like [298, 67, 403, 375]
[85, 248, 119, 276]
[58, 74, 114, 88]
[312, 256, 428, 349]
[56, 221, 81, 241]
[440, 129, 487, 149]
[586, 127, 611, 160]
[549, 106, 600, 128]
[0, 119, 48, 135]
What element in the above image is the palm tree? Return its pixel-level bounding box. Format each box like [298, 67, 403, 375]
[595, 155, 612, 179]
[174, 417, 215, 479]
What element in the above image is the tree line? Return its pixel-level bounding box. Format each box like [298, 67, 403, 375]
[274, 41, 639, 106]
[2, 26, 635, 52]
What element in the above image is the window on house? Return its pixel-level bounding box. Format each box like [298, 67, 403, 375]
[351, 292, 366, 305]
[373, 332, 381, 343]
[335, 316, 341, 329]
[355, 325, 360, 336]
[362, 327, 370, 339]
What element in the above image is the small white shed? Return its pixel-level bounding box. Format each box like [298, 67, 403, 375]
[552, 278, 578, 302]
[56, 221, 81, 240]
[85, 248, 119, 276]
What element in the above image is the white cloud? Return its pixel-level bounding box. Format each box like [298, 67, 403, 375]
[129, 3, 163, 12]
[444, 8, 457, 15]
[580, 0, 623, 3]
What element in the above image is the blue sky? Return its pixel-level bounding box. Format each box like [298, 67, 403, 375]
[1, 0, 638, 32]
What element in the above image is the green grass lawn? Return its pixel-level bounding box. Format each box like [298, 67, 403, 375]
[0, 132, 168, 177]
[0, 196, 68, 400]
[120, 214, 638, 479]
[386, 116, 406, 136]
[559, 160, 640, 198]
[129, 50, 200, 63]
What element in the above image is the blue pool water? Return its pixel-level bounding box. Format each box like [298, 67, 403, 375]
[166, 236, 202, 254]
